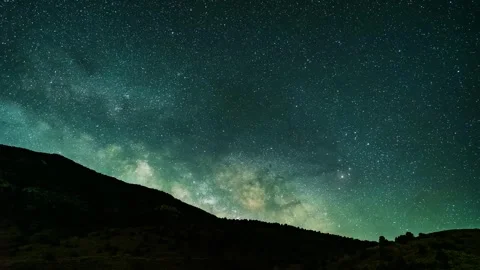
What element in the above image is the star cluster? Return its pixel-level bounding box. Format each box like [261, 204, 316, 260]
[0, 0, 478, 240]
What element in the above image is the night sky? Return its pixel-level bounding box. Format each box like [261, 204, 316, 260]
[1, 0, 479, 240]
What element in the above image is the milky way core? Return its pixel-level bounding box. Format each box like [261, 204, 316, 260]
[1, 0, 479, 240]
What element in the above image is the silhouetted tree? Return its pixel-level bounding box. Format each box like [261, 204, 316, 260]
[379, 236, 388, 246]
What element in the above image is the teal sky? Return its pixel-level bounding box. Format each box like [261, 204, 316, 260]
[1, 0, 479, 240]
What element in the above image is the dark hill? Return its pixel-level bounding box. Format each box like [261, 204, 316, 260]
[0, 144, 478, 269]
[331, 229, 480, 270]
[0, 143, 215, 231]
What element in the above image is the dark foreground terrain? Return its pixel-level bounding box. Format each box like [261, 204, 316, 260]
[0, 144, 478, 269]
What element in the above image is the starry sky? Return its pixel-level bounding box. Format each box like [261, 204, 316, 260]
[1, 0, 479, 240]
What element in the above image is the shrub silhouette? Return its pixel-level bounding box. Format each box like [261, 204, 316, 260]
[379, 236, 388, 246]
[395, 231, 415, 244]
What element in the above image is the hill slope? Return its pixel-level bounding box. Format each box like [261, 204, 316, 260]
[0, 144, 478, 269]
[331, 229, 480, 270]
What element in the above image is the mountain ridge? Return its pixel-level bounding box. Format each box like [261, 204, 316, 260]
[1, 143, 478, 270]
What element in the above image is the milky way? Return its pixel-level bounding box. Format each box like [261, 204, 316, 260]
[1, 0, 479, 240]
